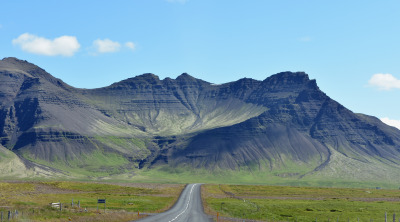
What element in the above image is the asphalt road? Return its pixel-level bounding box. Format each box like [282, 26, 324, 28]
[135, 183, 212, 222]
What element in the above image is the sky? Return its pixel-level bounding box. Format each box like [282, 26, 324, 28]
[1, 0, 400, 129]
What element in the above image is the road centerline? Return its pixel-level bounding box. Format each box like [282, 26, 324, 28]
[168, 184, 197, 222]
[135, 183, 211, 222]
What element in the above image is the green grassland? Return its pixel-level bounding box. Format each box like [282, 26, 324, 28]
[4, 131, 400, 189]
[2, 179, 400, 222]
[137, 165, 396, 189]
[202, 184, 400, 221]
[21, 149, 132, 178]
[0, 181, 184, 222]
[17, 136, 151, 179]
[5, 148, 399, 189]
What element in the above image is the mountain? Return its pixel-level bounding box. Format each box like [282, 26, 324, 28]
[1, 57, 400, 186]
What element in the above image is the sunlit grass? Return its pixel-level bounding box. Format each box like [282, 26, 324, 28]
[203, 184, 400, 221]
[0, 181, 184, 222]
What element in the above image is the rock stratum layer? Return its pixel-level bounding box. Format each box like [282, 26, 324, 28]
[1, 57, 400, 184]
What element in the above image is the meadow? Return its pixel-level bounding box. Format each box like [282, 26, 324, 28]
[3, 180, 400, 222]
[202, 184, 400, 222]
[0, 181, 184, 222]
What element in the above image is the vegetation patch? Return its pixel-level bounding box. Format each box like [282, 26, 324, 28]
[21, 149, 133, 178]
[202, 184, 400, 221]
[0, 181, 184, 222]
[135, 166, 397, 189]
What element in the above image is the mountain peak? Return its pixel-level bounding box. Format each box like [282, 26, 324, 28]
[263, 71, 313, 86]
[129, 73, 161, 84]
[136, 73, 160, 80]
[269, 71, 309, 80]
[2, 57, 24, 63]
[176, 73, 195, 81]
[0, 57, 41, 72]
[175, 73, 210, 86]
[0, 57, 64, 85]
[1, 57, 30, 63]
[109, 73, 161, 88]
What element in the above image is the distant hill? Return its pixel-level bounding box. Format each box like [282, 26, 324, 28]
[1, 57, 400, 186]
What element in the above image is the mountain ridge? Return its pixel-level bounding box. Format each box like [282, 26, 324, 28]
[1, 57, 400, 186]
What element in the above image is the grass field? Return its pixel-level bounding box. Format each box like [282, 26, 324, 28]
[137, 166, 397, 189]
[202, 184, 400, 222]
[0, 181, 184, 222]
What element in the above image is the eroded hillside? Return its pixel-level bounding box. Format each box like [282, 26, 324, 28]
[1, 57, 400, 184]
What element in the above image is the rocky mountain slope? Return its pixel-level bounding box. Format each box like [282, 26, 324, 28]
[1, 57, 400, 184]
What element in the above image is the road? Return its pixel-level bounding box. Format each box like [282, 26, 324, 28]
[135, 183, 212, 222]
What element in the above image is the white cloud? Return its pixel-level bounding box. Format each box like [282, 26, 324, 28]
[93, 39, 121, 53]
[166, 0, 188, 3]
[368, 73, 400, 90]
[12, 33, 80, 56]
[125, 42, 135, 50]
[381, 117, 400, 130]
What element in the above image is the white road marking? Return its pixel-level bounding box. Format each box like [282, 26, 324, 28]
[168, 184, 197, 222]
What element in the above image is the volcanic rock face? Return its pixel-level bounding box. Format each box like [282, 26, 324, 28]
[1, 57, 400, 181]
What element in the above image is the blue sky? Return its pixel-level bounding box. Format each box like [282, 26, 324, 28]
[1, 0, 400, 128]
